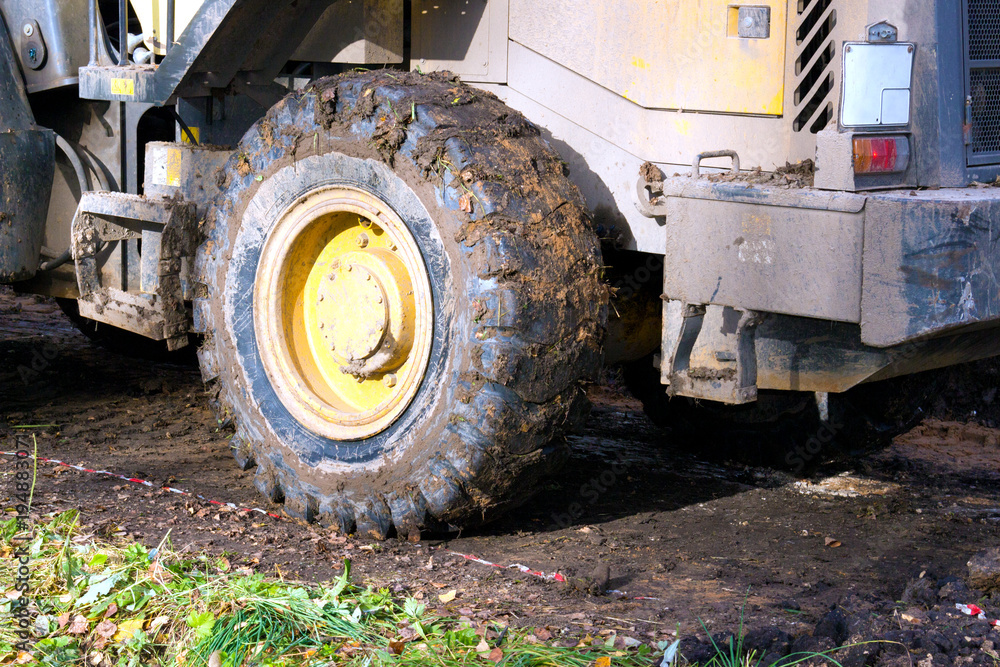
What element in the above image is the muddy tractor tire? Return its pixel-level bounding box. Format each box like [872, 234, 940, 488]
[624, 357, 937, 473]
[194, 71, 607, 538]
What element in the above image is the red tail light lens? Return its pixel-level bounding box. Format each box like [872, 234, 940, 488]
[852, 136, 910, 174]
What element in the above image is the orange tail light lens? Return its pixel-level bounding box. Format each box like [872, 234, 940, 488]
[852, 136, 910, 174]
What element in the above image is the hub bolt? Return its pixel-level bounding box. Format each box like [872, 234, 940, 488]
[356, 232, 370, 248]
[383, 373, 397, 388]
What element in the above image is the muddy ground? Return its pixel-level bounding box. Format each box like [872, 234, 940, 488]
[3, 287, 1000, 662]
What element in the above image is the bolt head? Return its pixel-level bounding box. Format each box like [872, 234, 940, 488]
[383, 373, 397, 388]
[356, 232, 370, 248]
[22, 24, 33, 37]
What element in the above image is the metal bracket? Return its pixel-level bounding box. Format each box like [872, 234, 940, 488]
[661, 300, 763, 404]
[71, 191, 197, 350]
[866, 21, 898, 43]
[692, 150, 741, 178]
[634, 177, 669, 218]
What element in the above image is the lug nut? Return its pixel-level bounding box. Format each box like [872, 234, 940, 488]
[356, 232, 370, 248]
[383, 373, 397, 388]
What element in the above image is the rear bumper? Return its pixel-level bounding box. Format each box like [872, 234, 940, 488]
[651, 177, 1000, 347]
[862, 188, 1000, 346]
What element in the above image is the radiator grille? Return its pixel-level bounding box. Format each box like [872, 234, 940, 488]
[966, 0, 1000, 165]
[792, 0, 836, 133]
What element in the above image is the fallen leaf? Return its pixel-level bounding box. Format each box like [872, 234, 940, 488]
[15, 651, 34, 664]
[488, 647, 503, 662]
[68, 615, 89, 635]
[536, 628, 553, 641]
[476, 639, 491, 654]
[459, 194, 473, 214]
[208, 651, 222, 667]
[824, 537, 842, 548]
[217, 557, 230, 572]
[438, 589, 457, 603]
[114, 619, 145, 642]
[389, 641, 407, 655]
[149, 616, 171, 633]
[95, 619, 117, 638]
[57, 613, 70, 629]
[595, 657, 612, 667]
[103, 603, 118, 618]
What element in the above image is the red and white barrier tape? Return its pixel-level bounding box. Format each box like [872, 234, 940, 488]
[444, 549, 566, 582]
[1, 450, 658, 598]
[0, 450, 282, 519]
[956, 603, 1000, 627]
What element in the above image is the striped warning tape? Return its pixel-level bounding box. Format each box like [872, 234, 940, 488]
[0, 450, 659, 598]
[956, 603, 1000, 627]
[0, 450, 282, 519]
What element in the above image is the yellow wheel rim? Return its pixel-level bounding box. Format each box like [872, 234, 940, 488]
[254, 186, 434, 440]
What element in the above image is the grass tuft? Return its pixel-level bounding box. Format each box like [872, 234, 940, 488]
[0, 512, 657, 666]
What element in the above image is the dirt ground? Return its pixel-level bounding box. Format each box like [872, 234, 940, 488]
[4, 287, 1000, 661]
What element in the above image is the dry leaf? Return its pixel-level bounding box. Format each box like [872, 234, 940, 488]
[103, 603, 118, 618]
[438, 589, 457, 603]
[217, 557, 231, 572]
[389, 641, 407, 655]
[113, 619, 144, 642]
[68, 615, 89, 635]
[824, 537, 842, 548]
[95, 619, 117, 638]
[488, 647, 504, 662]
[57, 612, 70, 629]
[208, 651, 222, 667]
[536, 628, 553, 641]
[595, 657, 612, 667]
[15, 652, 34, 664]
[459, 194, 473, 214]
[476, 639, 491, 654]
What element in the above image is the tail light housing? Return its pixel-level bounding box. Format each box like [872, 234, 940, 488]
[852, 135, 910, 174]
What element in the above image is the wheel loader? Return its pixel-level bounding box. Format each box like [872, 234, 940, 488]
[1, 0, 998, 537]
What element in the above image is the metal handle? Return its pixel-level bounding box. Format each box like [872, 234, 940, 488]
[118, 0, 128, 65]
[167, 0, 175, 54]
[691, 150, 741, 178]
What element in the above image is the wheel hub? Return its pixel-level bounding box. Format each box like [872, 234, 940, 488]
[254, 186, 433, 441]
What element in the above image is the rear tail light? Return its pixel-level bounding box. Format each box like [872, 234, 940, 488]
[852, 135, 910, 174]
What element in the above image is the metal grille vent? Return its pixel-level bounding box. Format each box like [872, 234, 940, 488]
[968, 0, 1000, 61]
[969, 69, 1000, 156]
[792, 0, 837, 133]
[966, 0, 1000, 165]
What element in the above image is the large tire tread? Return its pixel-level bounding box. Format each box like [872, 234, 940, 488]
[194, 71, 607, 538]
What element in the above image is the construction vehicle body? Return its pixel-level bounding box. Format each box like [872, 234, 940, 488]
[1, 0, 998, 531]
